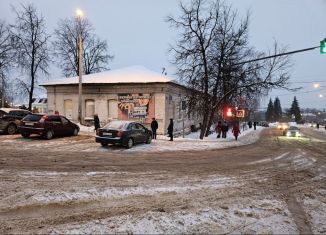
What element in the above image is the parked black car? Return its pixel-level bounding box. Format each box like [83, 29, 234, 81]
[18, 114, 79, 139]
[0, 109, 31, 135]
[96, 121, 152, 148]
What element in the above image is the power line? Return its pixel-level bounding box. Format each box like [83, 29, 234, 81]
[235, 46, 320, 65]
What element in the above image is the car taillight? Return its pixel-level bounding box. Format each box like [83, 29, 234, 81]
[117, 130, 123, 137]
[39, 115, 48, 123]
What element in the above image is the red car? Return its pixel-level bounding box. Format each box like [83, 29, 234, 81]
[18, 114, 79, 139]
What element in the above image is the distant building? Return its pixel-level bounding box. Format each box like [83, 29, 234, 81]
[41, 66, 200, 134]
[31, 98, 48, 113]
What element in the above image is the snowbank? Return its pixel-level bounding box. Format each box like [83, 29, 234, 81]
[125, 127, 264, 152]
[51, 198, 298, 234]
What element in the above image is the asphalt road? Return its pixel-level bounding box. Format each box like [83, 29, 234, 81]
[0, 127, 325, 234]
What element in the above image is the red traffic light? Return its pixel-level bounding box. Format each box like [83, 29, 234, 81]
[226, 108, 232, 117]
[224, 107, 234, 117]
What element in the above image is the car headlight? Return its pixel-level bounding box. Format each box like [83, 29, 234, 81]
[286, 132, 291, 137]
[296, 132, 300, 137]
[277, 125, 281, 129]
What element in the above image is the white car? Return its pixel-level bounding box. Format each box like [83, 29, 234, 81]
[285, 126, 301, 137]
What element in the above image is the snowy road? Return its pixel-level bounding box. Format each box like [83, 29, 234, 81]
[0, 127, 325, 234]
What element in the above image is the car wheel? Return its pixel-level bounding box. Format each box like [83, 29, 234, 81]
[101, 142, 108, 147]
[73, 128, 79, 136]
[6, 124, 17, 135]
[146, 135, 152, 144]
[21, 133, 30, 138]
[126, 138, 133, 149]
[44, 130, 54, 140]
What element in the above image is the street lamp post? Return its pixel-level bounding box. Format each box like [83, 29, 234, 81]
[76, 8, 83, 124]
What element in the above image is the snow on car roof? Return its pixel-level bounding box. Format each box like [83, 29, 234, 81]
[41, 66, 177, 86]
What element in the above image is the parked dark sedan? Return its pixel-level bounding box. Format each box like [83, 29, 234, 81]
[96, 121, 152, 148]
[0, 109, 31, 134]
[18, 114, 79, 139]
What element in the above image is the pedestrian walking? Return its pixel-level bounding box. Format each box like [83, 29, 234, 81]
[253, 121, 257, 130]
[94, 114, 100, 133]
[221, 121, 228, 138]
[167, 119, 174, 141]
[215, 121, 222, 138]
[151, 118, 158, 139]
[232, 122, 241, 141]
[248, 121, 252, 129]
[317, 123, 320, 129]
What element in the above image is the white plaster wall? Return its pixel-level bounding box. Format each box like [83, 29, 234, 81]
[154, 93, 165, 134]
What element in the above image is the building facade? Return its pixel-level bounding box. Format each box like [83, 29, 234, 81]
[42, 66, 200, 135]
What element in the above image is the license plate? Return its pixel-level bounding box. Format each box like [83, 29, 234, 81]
[102, 132, 112, 136]
[25, 122, 34, 126]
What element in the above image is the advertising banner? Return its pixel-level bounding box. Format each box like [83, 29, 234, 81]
[118, 93, 154, 123]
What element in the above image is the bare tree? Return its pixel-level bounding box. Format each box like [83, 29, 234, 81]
[53, 17, 113, 77]
[10, 3, 51, 111]
[0, 20, 14, 108]
[168, 0, 291, 139]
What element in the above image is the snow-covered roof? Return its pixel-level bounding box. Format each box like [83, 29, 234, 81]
[41, 66, 176, 86]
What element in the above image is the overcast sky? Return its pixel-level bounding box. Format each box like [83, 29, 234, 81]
[1, 0, 326, 109]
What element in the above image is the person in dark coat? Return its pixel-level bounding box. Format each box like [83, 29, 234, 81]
[94, 114, 100, 133]
[215, 121, 222, 138]
[167, 118, 174, 141]
[248, 121, 252, 128]
[253, 121, 257, 130]
[221, 121, 228, 138]
[151, 118, 158, 139]
[232, 122, 241, 141]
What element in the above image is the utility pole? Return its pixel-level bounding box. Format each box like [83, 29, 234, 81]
[1, 74, 5, 108]
[76, 9, 84, 124]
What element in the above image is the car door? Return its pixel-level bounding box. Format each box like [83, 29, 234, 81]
[47, 116, 63, 136]
[60, 116, 73, 136]
[135, 123, 147, 143]
[128, 123, 139, 143]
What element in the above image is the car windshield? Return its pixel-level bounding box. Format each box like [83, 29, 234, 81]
[103, 121, 128, 129]
[23, 114, 42, 122]
[288, 126, 299, 130]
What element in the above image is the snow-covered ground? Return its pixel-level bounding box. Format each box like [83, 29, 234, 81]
[76, 124, 264, 152]
[51, 198, 299, 234]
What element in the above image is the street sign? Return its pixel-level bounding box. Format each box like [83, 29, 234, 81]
[236, 110, 245, 118]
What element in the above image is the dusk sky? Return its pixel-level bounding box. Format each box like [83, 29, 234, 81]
[1, 0, 325, 109]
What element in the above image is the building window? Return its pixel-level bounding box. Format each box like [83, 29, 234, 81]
[107, 99, 118, 119]
[64, 99, 73, 119]
[85, 99, 95, 118]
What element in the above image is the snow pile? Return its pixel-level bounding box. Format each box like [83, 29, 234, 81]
[301, 190, 326, 234]
[77, 123, 95, 135]
[51, 198, 298, 234]
[125, 127, 264, 152]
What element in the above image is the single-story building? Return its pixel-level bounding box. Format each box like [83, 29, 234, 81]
[41, 66, 200, 135]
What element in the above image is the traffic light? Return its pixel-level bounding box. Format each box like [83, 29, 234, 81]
[224, 106, 233, 118]
[321, 39, 326, 54]
[226, 107, 232, 117]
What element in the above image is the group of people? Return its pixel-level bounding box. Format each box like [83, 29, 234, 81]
[215, 121, 241, 141]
